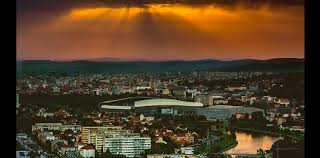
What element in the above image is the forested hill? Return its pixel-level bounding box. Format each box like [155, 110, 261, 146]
[16, 58, 304, 76]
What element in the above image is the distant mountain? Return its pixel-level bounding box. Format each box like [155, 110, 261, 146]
[73, 57, 232, 62]
[221, 58, 304, 71]
[80, 57, 151, 62]
[16, 58, 304, 76]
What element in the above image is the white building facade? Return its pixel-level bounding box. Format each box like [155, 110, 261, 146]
[105, 136, 151, 158]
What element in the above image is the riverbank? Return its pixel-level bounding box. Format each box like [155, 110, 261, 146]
[195, 133, 238, 156]
[226, 125, 304, 141]
[226, 131, 280, 156]
[214, 140, 238, 155]
[228, 126, 281, 137]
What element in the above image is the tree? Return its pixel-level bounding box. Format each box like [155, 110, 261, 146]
[213, 154, 233, 158]
[230, 131, 236, 139]
[146, 137, 178, 154]
[257, 148, 266, 158]
[244, 113, 249, 120]
[98, 149, 126, 158]
[28, 151, 37, 158]
[230, 115, 237, 124]
[99, 149, 111, 158]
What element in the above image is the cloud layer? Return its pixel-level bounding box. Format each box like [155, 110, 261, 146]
[17, 1, 304, 60]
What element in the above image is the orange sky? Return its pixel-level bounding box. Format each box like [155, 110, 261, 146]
[16, 2, 304, 60]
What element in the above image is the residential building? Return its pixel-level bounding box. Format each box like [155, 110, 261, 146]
[112, 87, 122, 95]
[225, 86, 246, 91]
[181, 147, 194, 155]
[92, 88, 109, 96]
[78, 144, 95, 158]
[194, 94, 213, 106]
[274, 98, 290, 106]
[155, 137, 167, 144]
[105, 135, 151, 157]
[171, 132, 194, 145]
[81, 126, 130, 153]
[275, 117, 287, 126]
[16, 147, 30, 158]
[16, 93, 20, 108]
[147, 154, 198, 158]
[172, 89, 187, 99]
[212, 96, 228, 105]
[38, 131, 55, 143]
[52, 87, 60, 93]
[32, 123, 81, 133]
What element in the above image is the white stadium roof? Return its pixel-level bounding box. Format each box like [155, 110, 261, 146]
[100, 105, 132, 110]
[134, 98, 203, 108]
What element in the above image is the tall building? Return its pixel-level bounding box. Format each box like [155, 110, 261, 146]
[172, 89, 187, 99]
[81, 126, 131, 153]
[112, 87, 122, 95]
[16, 94, 20, 108]
[105, 135, 151, 157]
[194, 94, 213, 106]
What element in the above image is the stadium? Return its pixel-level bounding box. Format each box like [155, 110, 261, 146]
[99, 97, 204, 114]
[99, 97, 264, 119]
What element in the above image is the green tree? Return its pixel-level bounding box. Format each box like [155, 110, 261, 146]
[257, 148, 266, 158]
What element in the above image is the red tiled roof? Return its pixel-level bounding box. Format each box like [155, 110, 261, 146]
[177, 140, 189, 145]
[176, 133, 187, 137]
[153, 137, 161, 142]
[80, 145, 95, 150]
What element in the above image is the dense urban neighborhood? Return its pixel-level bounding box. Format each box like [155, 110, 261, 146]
[16, 71, 304, 158]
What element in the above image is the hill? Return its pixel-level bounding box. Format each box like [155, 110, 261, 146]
[16, 58, 304, 76]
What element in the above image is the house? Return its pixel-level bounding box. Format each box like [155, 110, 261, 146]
[51, 140, 68, 152]
[139, 114, 145, 121]
[55, 109, 72, 118]
[132, 117, 140, 124]
[154, 137, 167, 144]
[43, 112, 55, 117]
[171, 132, 194, 145]
[181, 147, 194, 155]
[16, 147, 31, 158]
[225, 86, 246, 91]
[274, 98, 290, 106]
[275, 117, 286, 126]
[235, 113, 245, 119]
[147, 154, 198, 158]
[249, 97, 257, 105]
[59, 145, 77, 156]
[16, 133, 29, 145]
[154, 129, 174, 137]
[38, 131, 55, 143]
[79, 144, 95, 158]
[172, 89, 187, 98]
[262, 96, 276, 102]
[212, 96, 228, 105]
[290, 126, 304, 133]
[16, 133, 28, 139]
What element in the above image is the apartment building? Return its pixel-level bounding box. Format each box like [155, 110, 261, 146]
[105, 135, 151, 157]
[81, 126, 131, 153]
[32, 123, 81, 133]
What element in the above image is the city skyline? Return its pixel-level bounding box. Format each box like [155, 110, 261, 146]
[17, 0, 304, 60]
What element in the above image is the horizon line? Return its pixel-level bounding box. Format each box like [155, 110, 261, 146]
[16, 57, 304, 62]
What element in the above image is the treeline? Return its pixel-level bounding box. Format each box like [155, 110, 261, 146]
[189, 72, 304, 100]
[19, 93, 140, 113]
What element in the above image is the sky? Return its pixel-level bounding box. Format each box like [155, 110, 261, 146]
[16, 0, 304, 61]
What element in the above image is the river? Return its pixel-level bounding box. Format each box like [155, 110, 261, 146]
[226, 131, 280, 156]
